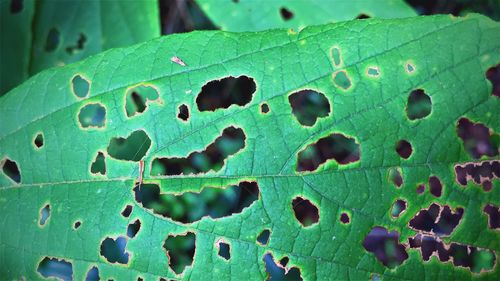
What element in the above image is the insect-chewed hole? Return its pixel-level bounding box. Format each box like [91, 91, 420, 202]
[388, 167, 403, 188]
[78, 103, 106, 128]
[366, 67, 380, 77]
[330, 47, 342, 67]
[332, 70, 352, 91]
[280, 7, 294, 21]
[297, 133, 360, 172]
[257, 229, 271, 245]
[291, 197, 319, 227]
[107, 129, 151, 162]
[483, 204, 500, 230]
[196, 75, 256, 112]
[33, 133, 44, 148]
[406, 63, 416, 73]
[65, 33, 86, 55]
[356, 13, 370, 19]
[163, 232, 196, 275]
[1, 158, 21, 183]
[177, 104, 189, 121]
[362, 226, 408, 268]
[121, 205, 133, 218]
[455, 160, 499, 191]
[263, 253, 302, 280]
[90, 152, 106, 175]
[39, 204, 50, 226]
[100, 236, 129, 264]
[10, 0, 23, 13]
[125, 85, 160, 117]
[37, 257, 73, 281]
[456, 117, 498, 159]
[73, 221, 81, 230]
[217, 241, 231, 260]
[416, 184, 425, 195]
[340, 212, 350, 224]
[406, 89, 431, 120]
[127, 219, 141, 238]
[409, 203, 464, 237]
[279, 257, 289, 267]
[391, 199, 407, 218]
[71, 74, 90, 98]
[288, 89, 331, 127]
[85, 266, 99, 281]
[134, 181, 259, 223]
[395, 140, 413, 159]
[151, 126, 245, 176]
[429, 175, 443, 197]
[45, 28, 60, 52]
[486, 64, 500, 98]
[260, 103, 270, 114]
[409, 233, 496, 273]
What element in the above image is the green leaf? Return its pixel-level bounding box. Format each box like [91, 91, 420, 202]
[195, 0, 416, 31]
[0, 0, 160, 95]
[1, 14, 500, 281]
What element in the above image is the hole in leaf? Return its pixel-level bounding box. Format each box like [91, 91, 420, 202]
[409, 234, 496, 273]
[260, 103, 270, 114]
[107, 130, 151, 162]
[121, 205, 133, 218]
[34, 133, 44, 148]
[330, 47, 342, 67]
[39, 204, 50, 226]
[85, 266, 99, 281]
[279, 257, 289, 267]
[362, 226, 408, 268]
[366, 67, 380, 77]
[177, 104, 189, 121]
[356, 13, 370, 19]
[151, 126, 245, 176]
[263, 253, 302, 281]
[37, 257, 73, 281]
[257, 229, 271, 245]
[332, 70, 352, 90]
[288, 89, 331, 127]
[125, 85, 160, 117]
[66, 33, 87, 54]
[127, 219, 141, 238]
[71, 75, 90, 98]
[406, 63, 416, 73]
[134, 181, 259, 223]
[292, 197, 319, 227]
[406, 89, 431, 120]
[78, 103, 106, 128]
[100, 236, 129, 264]
[196, 75, 256, 111]
[388, 167, 403, 188]
[90, 152, 106, 175]
[409, 203, 464, 237]
[416, 184, 425, 195]
[217, 241, 231, 260]
[391, 199, 407, 218]
[163, 232, 196, 275]
[340, 212, 350, 224]
[73, 221, 81, 230]
[1, 158, 21, 183]
[297, 133, 360, 172]
[429, 175, 443, 197]
[486, 64, 500, 98]
[279, 7, 294, 21]
[45, 28, 60, 52]
[483, 204, 500, 230]
[10, 0, 23, 13]
[456, 118, 498, 159]
[396, 140, 412, 159]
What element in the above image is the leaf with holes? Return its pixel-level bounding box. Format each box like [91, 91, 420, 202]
[195, 0, 416, 31]
[1, 14, 500, 281]
[0, 0, 160, 95]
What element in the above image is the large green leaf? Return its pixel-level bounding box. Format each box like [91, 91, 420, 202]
[1, 14, 499, 281]
[195, 0, 416, 31]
